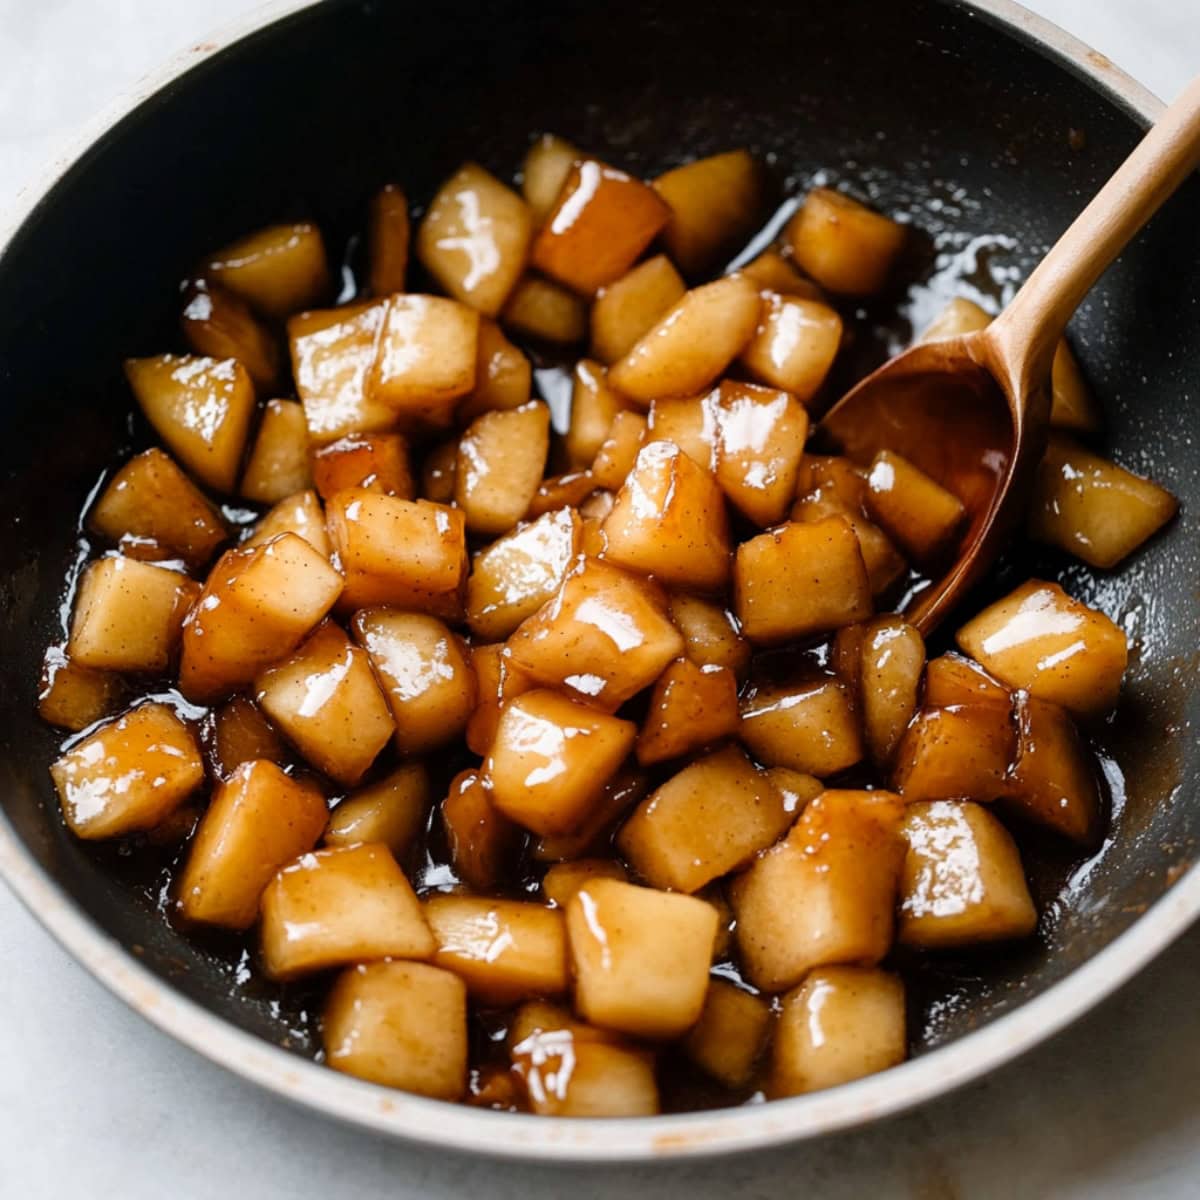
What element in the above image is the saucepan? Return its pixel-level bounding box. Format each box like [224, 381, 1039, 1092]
[0, 0, 1197, 1161]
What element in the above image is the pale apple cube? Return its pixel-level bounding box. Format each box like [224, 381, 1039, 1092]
[243, 489, 331, 558]
[739, 293, 843, 402]
[324, 762, 432, 858]
[241, 398, 312, 504]
[203, 221, 330, 316]
[635, 657, 740, 765]
[455, 400, 551, 536]
[683, 979, 772, 1088]
[37, 647, 122, 732]
[785, 188, 906, 295]
[590, 255, 686, 364]
[739, 677, 863, 776]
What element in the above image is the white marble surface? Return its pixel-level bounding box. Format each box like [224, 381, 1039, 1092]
[1, 2, 1198, 1196]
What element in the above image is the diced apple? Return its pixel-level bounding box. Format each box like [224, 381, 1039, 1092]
[49, 702, 203, 839]
[646, 390, 720, 470]
[176, 759, 327, 929]
[590, 255, 686, 364]
[564, 359, 629, 468]
[683, 979, 771, 1089]
[522, 133, 581, 225]
[739, 676, 862, 776]
[500, 275, 587, 344]
[667, 593, 751, 676]
[310, 432, 413, 501]
[465, 642, 537, 756]
[731, 789, 905, 991]
[618, 745, 791, 891]
[324, 762, 432, 858]
[512, 1032, 658, 1117]
[956, 580, 1127, 717]
[765, 766, 824, 815]
[859, 616, 925, 766]
[366, 183, 410, 296]
[899, 800, 1037, 947]
[180, 281, 280, 391]
[37, 647, 122, 732]
[830, 622, 866, 704]
[865, 449, 965, 564]
[530, 768, 650, 863]
[739, 293, 843, 402]
[527, 472, 596, 518]
[785, 188, 905, 295]
[441, 768, 521, 892]
[589, 410, 648, 491]
[323, 961, 467, 1099]
[125, 355, 255, 493]
[891, 704, 1014, 803]
[635, 657, 740, 766]
[421, 439, 458, 504]
[241, 399, 312, 506]
[923, 652, 1011, 709]
[206, 694, 287, 779]
[542, 858, 628, 907]
[738, 250, 824, 298]
[203, 221, 330, 316]
[916, 296, 991, 343]
[455, 401, 551, 536]
[243, 489, 331, 558]
[1050, 338, 1104, 432]
[791, 490, 906, 598]
[456, 319, 533, 424]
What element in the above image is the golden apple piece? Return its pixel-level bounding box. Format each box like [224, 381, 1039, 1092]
[791, 489, 906, 598]
[589, 410, 648, 491]
[785, 187, 905, 296]
[512, 1033, 658, 1117]
[859, 616, 925, 766]
[734, 516, 872, 644]
[530, 767, 650, 863]
[522, 133, 581, 225]
[601, 440, 732, 590]
[37, 647, 122, 732]
[739, 292, 843, 402]
[324, 762, 432, 858]
[465, 642, 537, 756]
[1007, 694, 1103, 845]
[203, 221, 329, 316]
[956, 579, 1127, 717]
[916, 295, 991, 343]
[456, 318, 533, 424]
[923, 651, 1011, 709]
[731, 789, 905, 992]
[765, 766, 825, 816]
[455, 400, 551, 536]
[240, 399, 312, 504]
[125, 354, 255, 493]
[311, 432, 413, 501]
[352, 608, 475, 755]
[1050, 337, 1104, 432]
[366, 183, 410, 296]
[421, 439, 458, 504]
[865, 449, 966, 564]
[177, 759, 327, 929]
[683, 979, 772, 1089]
[739, 676, 863, 776]
[506, 557, 683, 711]
[608, 274, 761, 402]
[501, 273, 588, 344]
[646, 389, 720, 470]
[416, 162, 533, 316]
[830, 622, 866, 702]
[260, 843, 432, 980]
[738, 249, 824, 299]
[88, 447, 227, 571]
[618, 745, 791, 892]
[635, 657, 740, 766]
[50, 703, 203, 839]
[68, 556, 198, 675]
[527, 471, 596, 518]
[899, 800, 1037, 948]
[714, 380, 809, 526]
[486, 689, 636, 835]
[565, 359, 630, 468]
[325, 490, 467, 617]
[1028, 433, 1178, 568]
[590, 255, 686, 365]
[441, 768, 521, 892]
[243, 489, 331, 558]
[771, 967, 905, 1096]
[891, 704, 1014, 803]
[323, 960, 467, 1100]
[206, 694, 287, 779]
[796, 452, 871, 507]
[181, 280, 280, 391]
[653, 149, 763, 277]
[287, 300, 395, 445]
[531, 160, 671, 295]
[179, 531, 343, 702]
[425, 895, 567, 1004]
[566, 879, 717, 1038]
[666, 593, 751, 676]
[466, 506, 581, 640]
[541, 858, 628, 908]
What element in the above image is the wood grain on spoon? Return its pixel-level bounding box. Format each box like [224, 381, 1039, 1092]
[820, 74, 1200, 636]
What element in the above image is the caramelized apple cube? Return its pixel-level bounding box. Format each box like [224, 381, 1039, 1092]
[207, 694, 287, 779]
[738, 249, 824, 298]
[567, 879, 717, 1038]
[177, 759, 327, 928]
[522, 133, 580, 224]
[916, 295, 991, 343]
[500, 274, 587, 344]
[734, 517, 872, 644]
[203, 221, 329, 316]
[325, 490, 467, 616]
[323, 961, 467, 1099]
[425, 895, 567, 1004]
[590, 255, 686, 364]
[589, 410, 648, 491]
[507, 557, 683, 711]
[865, 449, 965, 563]
[956, 580, 1127, 717]
[635, 658, 740, 766]
[1050, 338, 1104, 432]
[466, 507, 581, 639]
[618, 745, 791, 891]
[859, 616, 925, 766]
[683, 979, 771, 1089]
[49, 703, 203, 839]
[899, 800, 1037, 947]
[180, 281, 280, 391]
[455, 401, 550, 535]
[714, 380, 809, 526]
[125, 355, 256, 493]
[243, 489, 331, 557]
[324, 762, 432, 858]
[465, 643, 536, 756]
[310, 432, 413, 501]
[608, 275, 761, 402]
[416, 163, 533, 316]
[923, 651, 1010, 709]
[366, 183, 410, 296]
[791, 491, 906, 599]
[512, 1033, 658, 1117]
[527, 471, 596, 518]
[667, 593, 751, 676]
[486, 689, 636, 835]
[564, 359, 629, 468]
[731, 789, 905, 991]
[456, 318, 533, 424]
[771, 967, 905, 1095]
[441, 768, 521, 892]
[37, 647, 122, 732]
[179, 532, 343, 702]
[1028, 434, 1178, 568]
[646, 390, 720, 470]
[542, 858, 628, 908]
[653, 150, 763, 276]
[739, 293, 843, 402]
[421, 438, 458, 504]
[739, 677, 862, 776]
[530, 768, 650, 863]
[68, 557, 196, 674]
[891, 704, 1013, 803]
[238, 399, 309, 504]
[601, 440, 732, 590]
[765, 766, 825, 815]
[785, 188, 905, 295]
[352, 609, 475, 755]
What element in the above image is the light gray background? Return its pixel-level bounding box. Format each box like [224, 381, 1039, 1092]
[1, 2, 1196, 1196]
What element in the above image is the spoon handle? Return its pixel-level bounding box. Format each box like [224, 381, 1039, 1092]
[987, 74, 1200, 390]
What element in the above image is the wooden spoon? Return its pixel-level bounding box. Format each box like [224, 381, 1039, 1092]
[820, 76, 1200, 635]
